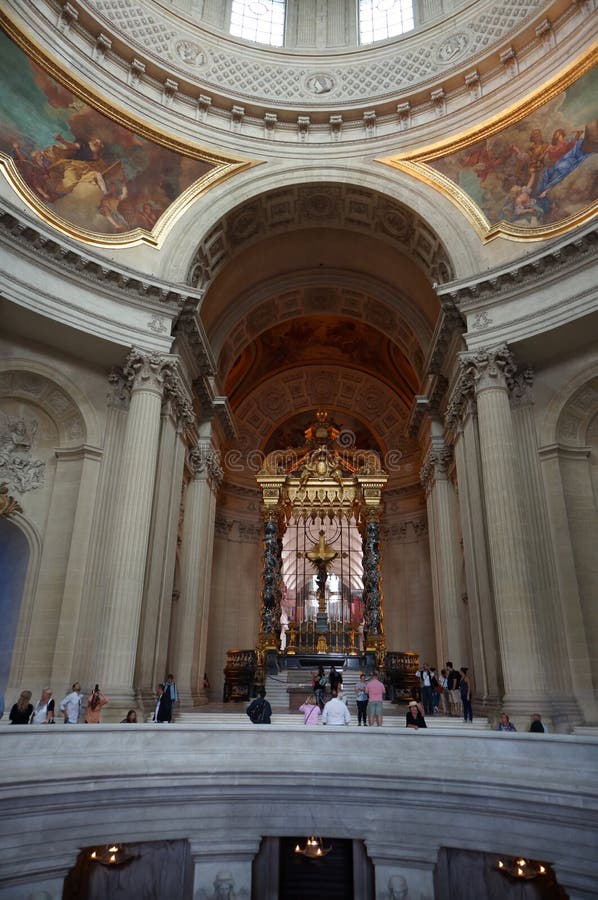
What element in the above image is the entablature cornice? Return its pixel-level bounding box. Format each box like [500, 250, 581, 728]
[0, 205, 202, 312]
[436, 221, 598, 309]
[436, 221, 598, 350]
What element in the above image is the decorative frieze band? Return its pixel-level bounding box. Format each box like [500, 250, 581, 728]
[385, 517, 428, 541]
[437, 223, 598, 307]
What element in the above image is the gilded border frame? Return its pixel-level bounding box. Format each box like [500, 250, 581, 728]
[378, 45, 598, 243]
[0, 11, 259, 248]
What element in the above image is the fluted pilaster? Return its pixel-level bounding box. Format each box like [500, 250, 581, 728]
[170, 441, 222, 707]
[420, 434, 465, 670]
[511, 376, 581, 726]
[462, 345, 546, 713]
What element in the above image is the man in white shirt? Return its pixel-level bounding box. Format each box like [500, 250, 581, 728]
[322, 691, 351, 725]
[59, 682, 83, 723]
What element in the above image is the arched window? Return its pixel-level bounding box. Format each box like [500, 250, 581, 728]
[359, 0, 414, 44]
[230, 0, 286, 47]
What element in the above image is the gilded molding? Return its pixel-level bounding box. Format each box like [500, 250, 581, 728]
[0, 482, 23, 517]
[379, 47, 598, 243]
[0, 11, 257, 248]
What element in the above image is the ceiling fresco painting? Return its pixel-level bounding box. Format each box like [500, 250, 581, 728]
[382, 60, 598, 237]
[223, 316, 420, 410]
[0, 29, 219, 237]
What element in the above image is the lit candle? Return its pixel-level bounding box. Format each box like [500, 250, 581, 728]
[109, 854, 116, 864]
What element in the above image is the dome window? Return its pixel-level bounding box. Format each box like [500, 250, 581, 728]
[359, 0, 414, 44]
[230, 0, 286, 47]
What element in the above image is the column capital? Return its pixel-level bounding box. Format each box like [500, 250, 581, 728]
[445, 366, 476, 435]
[509, 366, 535, 408]
[162, 364, 195, 429]
[459, 344, 517, 393]
[106, 367, 131, 410]
[419, 442, 452, 492]
[123, 348, 173, 394]
[188, 442, 223, 489]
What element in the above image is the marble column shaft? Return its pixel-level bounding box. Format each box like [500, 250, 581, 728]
[421, 438, 465, 668]
[452, 416, 499, 704]
[94, 352, 170, 699]
[135, 409, 187, 705]
[464, 347, 546, 706]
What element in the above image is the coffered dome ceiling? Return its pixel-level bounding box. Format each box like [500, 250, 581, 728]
[195, 182, 444, 485]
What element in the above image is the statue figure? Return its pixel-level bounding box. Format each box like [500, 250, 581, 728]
[279, 611, 289, 651]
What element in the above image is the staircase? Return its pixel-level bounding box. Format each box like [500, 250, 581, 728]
[175, 667, 491, 730]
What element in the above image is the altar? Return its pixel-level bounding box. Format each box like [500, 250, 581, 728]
[254, 410, 388, 685]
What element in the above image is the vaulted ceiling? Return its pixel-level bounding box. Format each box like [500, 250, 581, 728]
[196, 183, 451, 485]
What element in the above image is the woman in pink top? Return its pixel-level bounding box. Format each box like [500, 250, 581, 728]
[85, 684, 109, 723]
[299, 694, 321, 725]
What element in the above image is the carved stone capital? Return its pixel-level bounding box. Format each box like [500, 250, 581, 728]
[460, 344, 517, 393]
[445, 365, 477, 434]
[123, 349, 171, 394]
[420, 443, 452, 490]
[509, 367, 535, 408]
[188, 443, 223, 489]
[162, 366, 195, 428]
[107, 368, 132, 410]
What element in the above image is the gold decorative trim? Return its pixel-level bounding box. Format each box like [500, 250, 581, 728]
[378, 47, 598, 243]
[0, 483, 23, 518]
[0, 13, 260, 248]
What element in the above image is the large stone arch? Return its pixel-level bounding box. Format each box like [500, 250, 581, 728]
[156, 164, 487, 285]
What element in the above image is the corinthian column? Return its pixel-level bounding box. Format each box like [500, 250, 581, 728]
[170, 441, 222, 708]
[461, 345, 547, 715]
[420, 426, 465, 671]
[93, 350, 175, 708]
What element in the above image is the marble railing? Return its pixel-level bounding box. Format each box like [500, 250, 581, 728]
[0, 725, 596, 899]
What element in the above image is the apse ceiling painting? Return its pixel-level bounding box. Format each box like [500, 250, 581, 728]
[0, 27, 250, 244]
[380, 54, 598, 240]
[224, 316, 419, 409]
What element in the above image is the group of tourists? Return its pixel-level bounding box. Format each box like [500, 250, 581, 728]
[294, 667, 386, 727]
[415, 661, 473, 722]
[7, 682, 108, 725]
[6, 673, 180, 725]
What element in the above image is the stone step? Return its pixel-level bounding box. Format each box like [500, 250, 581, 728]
[174, 711, 491, 729]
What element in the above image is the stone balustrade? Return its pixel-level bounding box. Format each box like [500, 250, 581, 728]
[0, 725, 596, 899]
